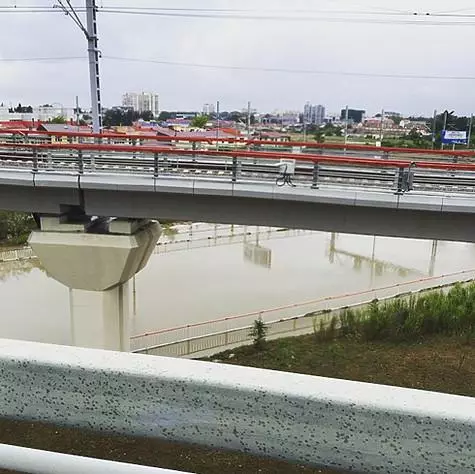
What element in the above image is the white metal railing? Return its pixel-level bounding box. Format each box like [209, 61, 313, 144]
[131, 269, 475, 356]
[0, 443, 189, 474]
[0, 338, 473, 474]
[0, 246, 35, 262]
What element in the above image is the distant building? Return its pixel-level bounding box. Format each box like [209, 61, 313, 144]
[0, 102, 75, 122]
[122, 92, 160, 117]
[362, 117, 396, 130]
[303, 102, 325, 125]
[202, 103, 215, 115]
[341, 108, 365, 124]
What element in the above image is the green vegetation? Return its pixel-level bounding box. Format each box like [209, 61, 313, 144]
[314, 129, 325, 143]
[211, 334, 474, 398]
[50, 115, 67, 124]
[250, 318, 268, 350]
[332, 282, 475, 344]
[103, 108, 155, 127]
[191, 114, 209, 128]
[0, 211, 36, 246]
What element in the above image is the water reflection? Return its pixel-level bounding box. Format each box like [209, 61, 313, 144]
[0, 257, 43, 281]
[243, 228, 272, 268]
[0, 225, 471, 344]
[327, 233, 439, 281]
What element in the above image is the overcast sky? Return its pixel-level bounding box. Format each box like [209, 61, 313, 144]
[1, 0, 475, 116]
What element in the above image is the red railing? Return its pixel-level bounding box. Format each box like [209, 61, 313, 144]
[1, 128, 475, 157]
[2, 139, 475, 172]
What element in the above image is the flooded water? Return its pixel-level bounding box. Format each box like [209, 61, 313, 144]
[1, 223, 475, 345]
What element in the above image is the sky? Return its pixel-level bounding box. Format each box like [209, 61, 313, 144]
[1, 0, 475, 116]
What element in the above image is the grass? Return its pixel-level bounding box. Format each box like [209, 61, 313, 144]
[208, 334, 474, 398]
[334, 282, 475, 344]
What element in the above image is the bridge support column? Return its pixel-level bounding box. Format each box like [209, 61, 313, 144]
[29, 217, 161, 351]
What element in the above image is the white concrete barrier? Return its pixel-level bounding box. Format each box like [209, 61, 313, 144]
[0, 339, 473, 473]
[0, 443, 189, 474]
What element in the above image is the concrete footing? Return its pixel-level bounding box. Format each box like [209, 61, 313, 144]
[29, 218, 161, 351]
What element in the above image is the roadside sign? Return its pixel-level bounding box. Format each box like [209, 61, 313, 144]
[442, 130, 467, 145]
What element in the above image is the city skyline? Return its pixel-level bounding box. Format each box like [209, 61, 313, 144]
[1, 1, 475, 116]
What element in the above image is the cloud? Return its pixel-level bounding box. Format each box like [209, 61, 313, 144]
[1, 0, 475, 115]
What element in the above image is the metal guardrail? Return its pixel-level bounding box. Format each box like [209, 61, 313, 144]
[0, 338, 473, 473]
[131, 269, 475, 356]
[0, 443, 189, 474]
[2, 128, 475, 159]
[3, 137, 475, 194]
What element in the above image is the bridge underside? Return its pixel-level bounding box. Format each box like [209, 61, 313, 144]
[2, 182, 475, 242]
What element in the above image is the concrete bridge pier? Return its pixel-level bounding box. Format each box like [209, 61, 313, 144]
[28, 216, 161, 351]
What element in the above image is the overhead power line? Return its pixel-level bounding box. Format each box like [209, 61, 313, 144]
[0, 56, 85, 62]
[2, 6, 475, 25]
[4, 54, 474, 81]
[103, 55, 475, 81]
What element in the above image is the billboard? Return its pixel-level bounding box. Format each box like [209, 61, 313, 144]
[442, 130, 467, 145]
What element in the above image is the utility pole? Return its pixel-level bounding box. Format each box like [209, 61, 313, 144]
[216, 100, 220, 151]
[56, 1, 102, 133]
[75, 95, 80, 130]
[467, 114, 473, 149]
[246, 101, 251, 138]
[379, 109, 385, 144]
[441, 110, 448, 150]
[431, 109, 437, 149]
[86, 0, 102, 133]
[344, 105, 349, 146]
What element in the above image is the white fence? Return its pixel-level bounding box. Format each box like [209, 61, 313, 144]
[131, 269, 475, 357]
[0, 246, 35, 262]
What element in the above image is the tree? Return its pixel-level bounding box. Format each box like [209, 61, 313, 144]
[314, 130, 325, 143]
[191, 114, 209, 128]
[158, 111, 173, 122]
[140, 110, 154, 122]
[102, 108, 138, 127]
[50, 116, 67, 124]
[229, 110, 243, 123]
[250, 318, 268, 350]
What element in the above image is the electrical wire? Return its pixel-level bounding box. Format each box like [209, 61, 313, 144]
[3, 54, 473, 82]
[0, 56, 85, 62]
[102, 55, 475, 81]
[2, 5, 475, 25]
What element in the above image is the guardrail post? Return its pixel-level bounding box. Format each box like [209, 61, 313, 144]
[32, 148, 38, 173]
[232, 156, 238, 182]
[154, 153, 159, 178]
[78, 150, 84, 175]
[311, 162, 320, 189]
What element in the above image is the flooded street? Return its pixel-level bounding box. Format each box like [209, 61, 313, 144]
[0, 223, 474, 345]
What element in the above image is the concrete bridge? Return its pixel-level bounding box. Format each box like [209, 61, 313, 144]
[2, 134, 475, 242]
[1, 132, 475, 473]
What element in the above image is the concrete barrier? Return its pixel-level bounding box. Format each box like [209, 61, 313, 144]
[0, 443, 188, 474]
[0, 339, 473, 473]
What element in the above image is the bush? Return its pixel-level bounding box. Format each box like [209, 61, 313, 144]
[313, 283, 475, 344]
[0, 211, 36, 245]
[250, 318, 268, 350]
